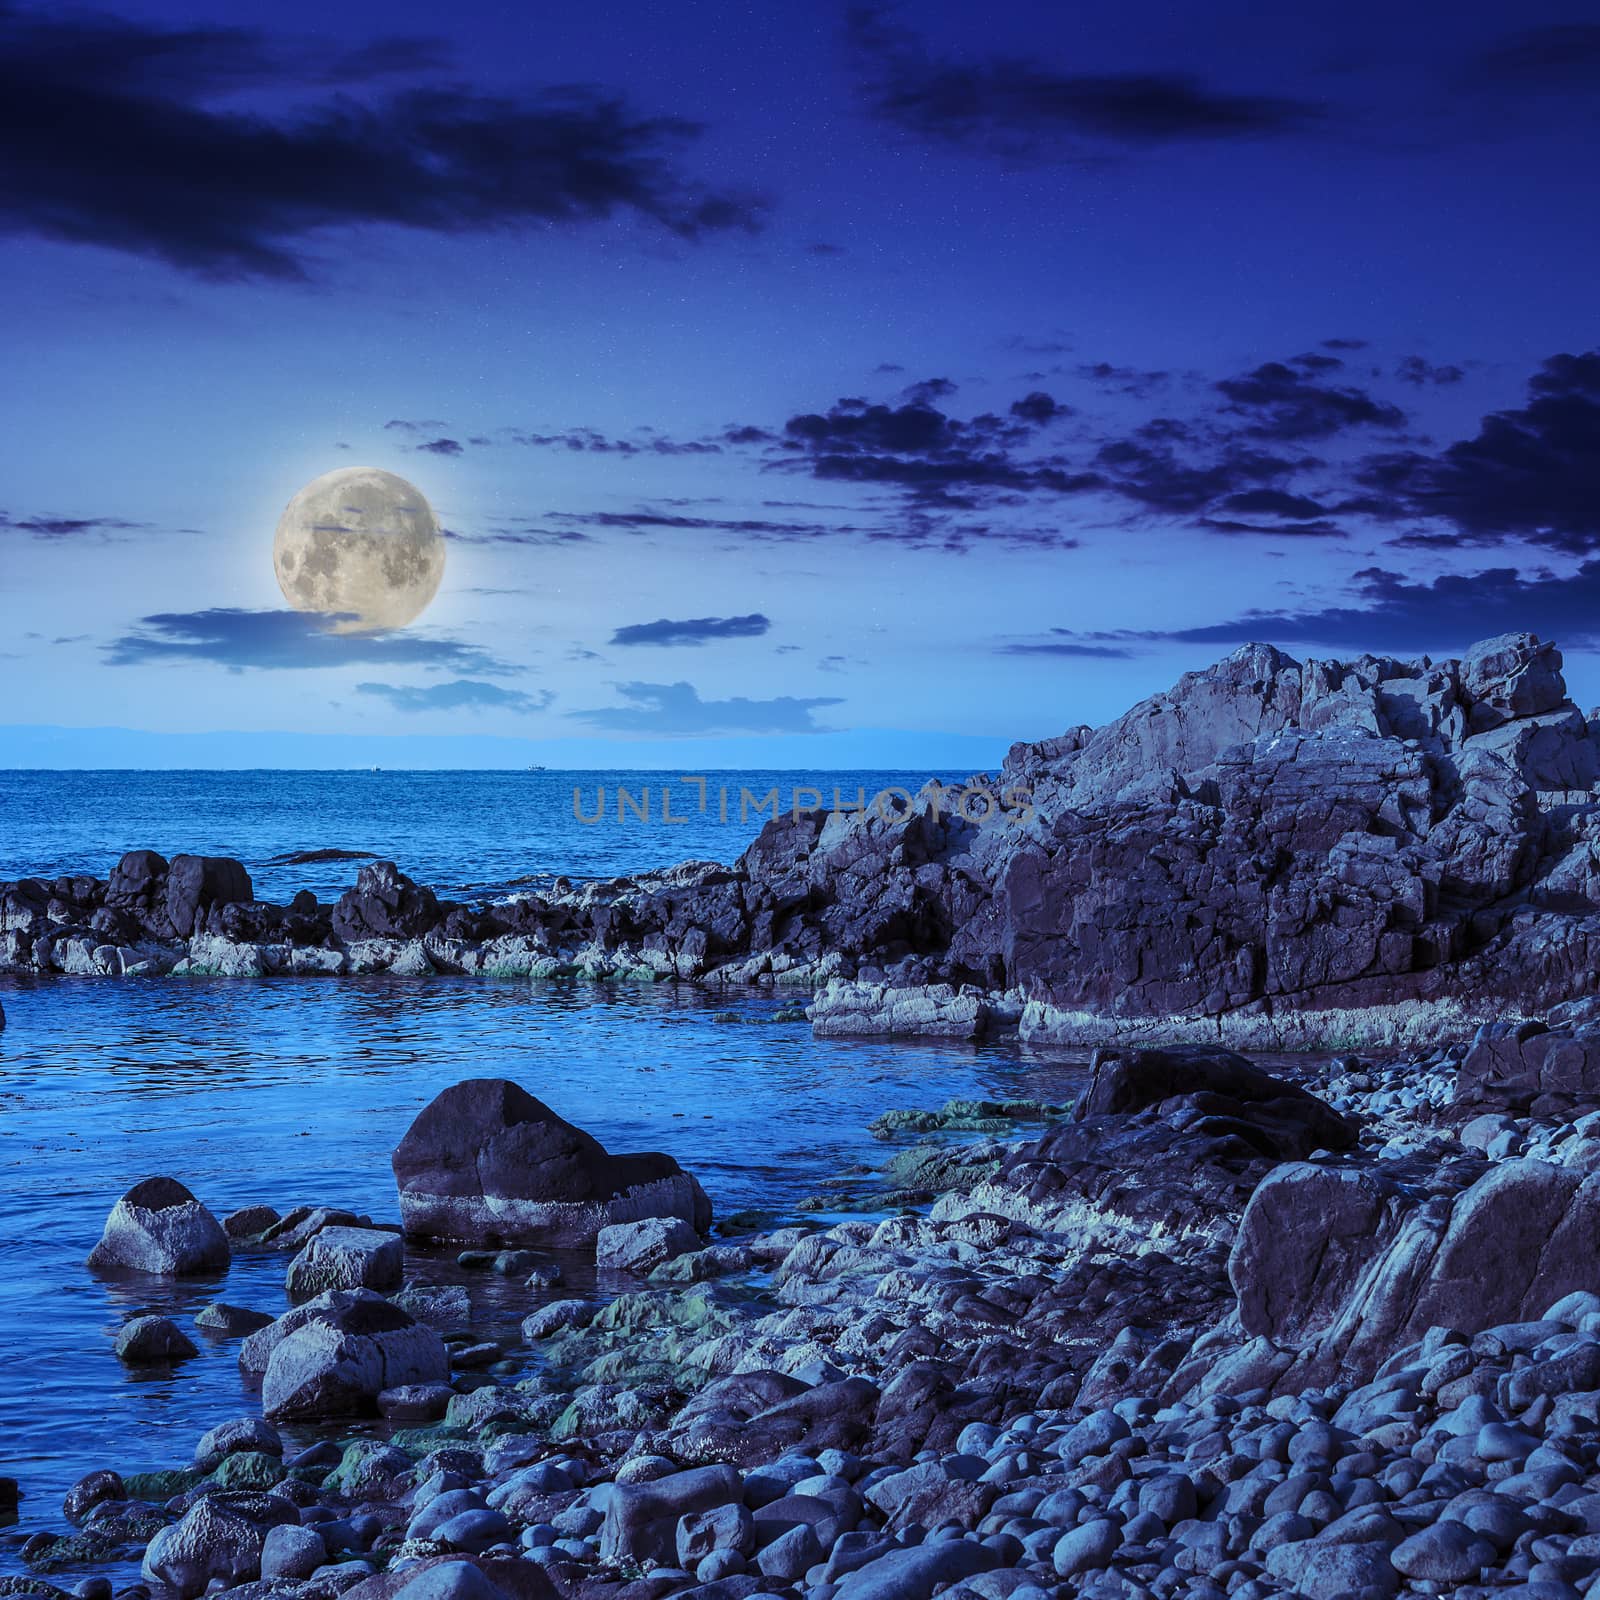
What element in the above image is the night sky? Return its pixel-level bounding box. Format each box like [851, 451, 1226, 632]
[4, 0, 1599, 766]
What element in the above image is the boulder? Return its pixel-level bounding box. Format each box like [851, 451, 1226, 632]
[246, 1288, 449, 1420]
[596, 1215, 700, 1275]
[285, 1225, 404, 1301]
[87, 1177, 229, 1276]
[392, 1079, 712, 1247]
[141, 1492, 298, 1599]
[1220, 1156, 1600, 1390]
[599, 1463, 744, 1566]
[1073, 1044, 1359, 1158]
[194, 1417, 282, 1471]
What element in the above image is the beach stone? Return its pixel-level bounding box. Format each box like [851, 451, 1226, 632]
[597, 1216, 701, 1275]
[115, 1314, 197, 1364]
[678, 1504, 756, 1567]
[834, 1540, 1000, 1600]
[261, 1524, 326, 1581]
[864, 1463, 995, 1532]
[757, 1523, 823, 1582]
[1391, 1519, 1498, 1581]
[285, 1226, 404, 1301]
[599, 1464, 743, 1566]
[87, 1178, 228, 1276]
[392, 1078, 712, 1247]
[1263, 1539, 1399, 1599]
[223, 1205, 280, 1241]
[194, 1302, 273, 1336]
[253, 1288, 449, 1420]
[1053, 1519, 1120, 1577]
[140, 1494, 296, 1599]
[62, 1471, 124, 1525]
[194, 1417, 281, 1471]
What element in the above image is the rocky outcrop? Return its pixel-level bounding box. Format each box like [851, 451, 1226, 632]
[392, 1079, 712, 1247]
[86, 1177, 229, 1276]
[1186, 1152, 1600, 1398]
[12, 631, 1600, 1046]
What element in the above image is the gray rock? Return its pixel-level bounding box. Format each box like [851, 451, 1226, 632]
[1390, 1518, 1497, 1582]
[87, 1177, 228, 1276]
[678, 1503, 756, 1567]
[835, 1541, 1000, 1600]
[252, 1288, 449, 1420]
[596, 1216, 700, 1275]
[194, 1302, 274, 1336]
[115, 1314, 197, 1363]
[285, 1225, 404, 1301]
[260, 1524, 327, 1581]
[194, 1417, 281, 1470]
[1052, 1519, 1120, 1578]
[757, 1523, 823, 1582]
[599, 1464, 744, 1566]
[141, 1494, 297, 1599]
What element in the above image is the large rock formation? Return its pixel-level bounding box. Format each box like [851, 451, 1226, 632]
[1179, 1152, 1600, 1399]
[392, 1079, 712, 1247]
[11, 631, 1600, 1046]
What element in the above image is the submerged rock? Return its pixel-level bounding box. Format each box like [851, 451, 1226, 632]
[283, 1224, 403, 1301]
[392, 1078, 712, 1247]
[86, 1177, 229, 1277]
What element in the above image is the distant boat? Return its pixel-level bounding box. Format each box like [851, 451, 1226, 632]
[527, 764, 546, 772]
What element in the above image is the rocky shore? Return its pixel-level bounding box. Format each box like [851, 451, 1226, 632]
[7, 630, 1600, 1050]
[14, 1026, 1600, 1600]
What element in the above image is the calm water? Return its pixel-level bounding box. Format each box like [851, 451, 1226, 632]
[0, 768, 952, 900]
[0, 771, 1084, 1573]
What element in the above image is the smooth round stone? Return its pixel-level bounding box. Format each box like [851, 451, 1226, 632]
[1477, 1422, 1540, 1462]
[1391, 1518, 1498, 1582]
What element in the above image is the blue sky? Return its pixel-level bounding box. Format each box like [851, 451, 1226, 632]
[3, 0, 1599, 766]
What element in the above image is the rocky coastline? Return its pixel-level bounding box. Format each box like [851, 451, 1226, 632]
[14, 1032, 1600, 1600]
[8, 630, 1600, 1052]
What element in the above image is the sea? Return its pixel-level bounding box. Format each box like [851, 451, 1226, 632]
[0, 769, 1087, 1570]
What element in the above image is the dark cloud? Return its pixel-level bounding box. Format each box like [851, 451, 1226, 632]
[778, 391, 1101, 509]
[609, 613, 771, 647]
[1009, 391, 1069, 424]
[2, 511, 147, 540]
[1322, 337, 1369, 351]
[446, 525, 593, 548]
[1215, 361, 1408, 440]
[1092, 436, 1312, 515]
[414, 437, 464, 457]
[0, 3, 761, 280]
[1396, 356, 1465, 387]
[506, 427, 722, 456]
[849, 4, 1317, 162]
[569, 680, 842, 735]
[997, 633, 1136, 660]
[551, 508, 861, 541]
[1126, 562, 1600, 653]
[1356, 349, 1600, 552]
[1077, 362, 1172, 398]
[355, 678, 552, 713]
[1469, 24, 1600, 87]
[105, 608, 511, 673]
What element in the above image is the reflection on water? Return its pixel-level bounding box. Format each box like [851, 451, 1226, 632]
[0, 973, 1086, 1556]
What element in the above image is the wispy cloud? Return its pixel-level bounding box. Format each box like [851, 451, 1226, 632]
[355, 678, 552, 713]
[609, 613, 771, 647]
[569, 680, 842, 735]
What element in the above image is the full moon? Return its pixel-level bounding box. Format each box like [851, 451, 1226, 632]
[273, 467, 445, 632]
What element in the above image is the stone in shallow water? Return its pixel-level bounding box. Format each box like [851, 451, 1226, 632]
[87, 1177, 228, 1277]
[194, 1302, 274, 1337]
[596, 1215, 701, 1275]
[284, 1225, 403, 1301]
[114, 1314, 197, 1364]
[391, 1078, 711, 1247]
